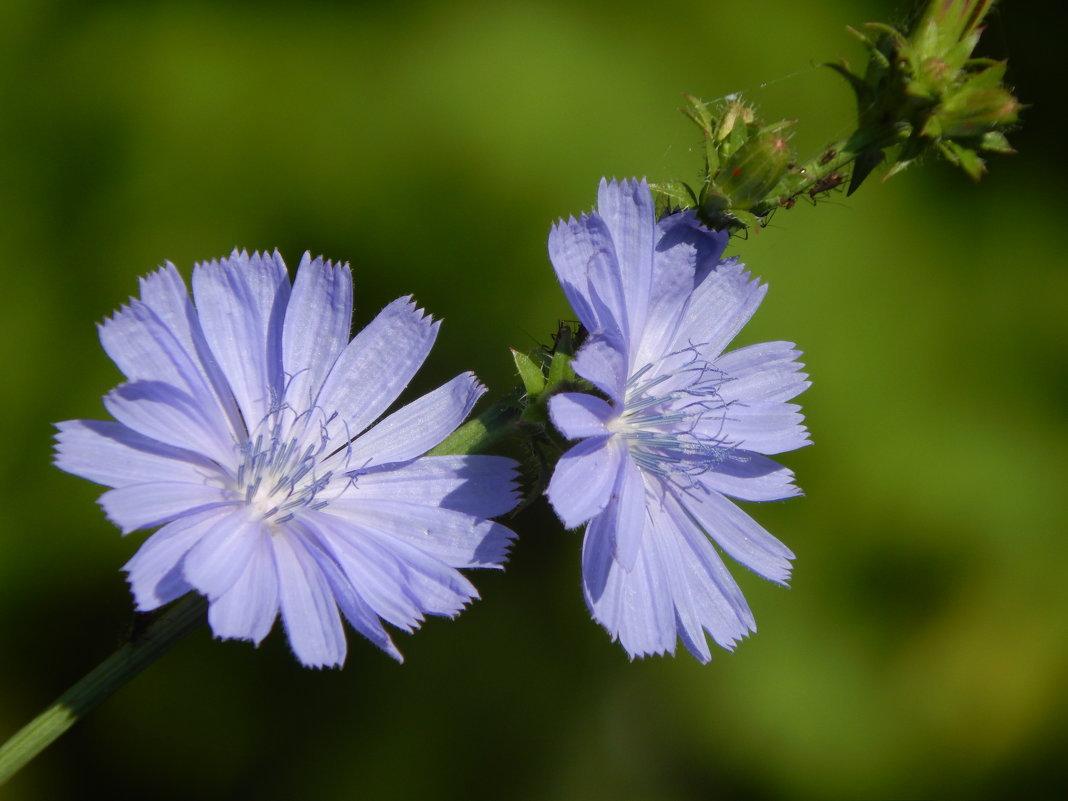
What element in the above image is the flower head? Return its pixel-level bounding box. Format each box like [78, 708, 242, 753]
[546, 179, 809, 662]
[55, 250, 519, 667]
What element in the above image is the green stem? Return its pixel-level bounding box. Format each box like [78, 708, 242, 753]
[427, 393, 523, 456]
[0, 594, 208, 786]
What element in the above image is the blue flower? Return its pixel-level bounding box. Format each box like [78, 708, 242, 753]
[55, 251, 519, 668]
[546, 180, 810, 662]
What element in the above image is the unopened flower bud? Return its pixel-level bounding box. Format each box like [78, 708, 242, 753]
[718, 131, 794, 209]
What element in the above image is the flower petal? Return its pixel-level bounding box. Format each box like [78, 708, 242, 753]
[192, 250, 291, 429]
[99, 482, 232, 534]
[582, 510, 676, 659]
[716, 341, 810, 403]
[103, 380, 235, 467]
[271, 531, 348, 668]
[207, 527, 279, 645]
[547, 436, 623, 529]
[548, 392, 615, 439]
[323, 500, 514, 568]
[282, 254, 353, 408]
[676, 486, 794, 584]
[315, 296, 439, 451]
[671, 259, 766, 359]
[346, 455, 519, 519]
[346, 372, 484, 467]
[548, 212, 617, 336]
[572, 337, 627, 403]
[596, 178, 656, 345]
[182, 511, 266, 599]
[610, 455, 647, 571]
[657, 494, 755, 652]
[713, 401, 810, 455]
[307, 511, 479, 632]
[123, 509, 227, 610]
[698, 451, 801, 502]
[54, 419, 215, 489]
[136, 263, 245, 435]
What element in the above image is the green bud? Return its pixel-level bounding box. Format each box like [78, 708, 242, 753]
[924, 85, 1021, 139]
[717, 130, 794, 210]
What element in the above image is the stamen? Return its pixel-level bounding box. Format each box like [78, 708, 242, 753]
[234, 407, 343, 524]
[615, 355, 741, 491]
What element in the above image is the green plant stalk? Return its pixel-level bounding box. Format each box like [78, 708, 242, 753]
[0, 593, 208, 786]
[427, 394, 523, 456]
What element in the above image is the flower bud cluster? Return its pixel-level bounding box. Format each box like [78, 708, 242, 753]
[651, 0, 1019, 232]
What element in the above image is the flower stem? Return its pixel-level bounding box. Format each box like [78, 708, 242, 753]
[0, 593, 208, 786]
[427, 393, 523, 456]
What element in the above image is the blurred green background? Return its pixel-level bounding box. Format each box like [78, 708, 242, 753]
[1, 0, 1064, 798]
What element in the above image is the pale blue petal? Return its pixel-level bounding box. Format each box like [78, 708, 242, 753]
[346, 455, 519, 519]
[98, 300, 196, 389]
[716, 341, 810, 403]
[582, 510, 676, 659]
[307, 518, 425, 631]
[136, 264, 245, 435]
[272, 532, 348, 668]
[316, 297, 439, 451]
[596, 178, 655, 346]
[282, 254, 353, 409]
[611, 455, 647, 571]
[712, 401, 810, 455]
[548, 392, 615, 439]
[583, 241, 629, 347]
[655, 495, 755, 654]
[547, 212, 617, 335]
[103, 380, 235, 467]
[547, 436, 623, 529]
[347, 372, 484, 467]
[572, 337, 627, 403]
[671, 259, 766, 359]
[323, 500, 514, 568]
[192, 250, 291, 430]
[644, 503, 710, 663]
[698, 451, 801, 502]
[664, 493, 756, 648]
[123, 509, 226, 610]
[207, 527, 279, 644]
[54, 419, 215, 489]
[306, 511, 479, 631]
[294, 514, 404, 660]
[325, 571, 404, 663]
[631, 243, 695, 371]
[183, 511, 265, 599]
[676, 486, 794, 584]
[580, 506, 615, 605]
[99, 481, 232, 534]
[617, 530, 677, 659]
[655, 209, 729, 284]
[99, 301, 241, 441]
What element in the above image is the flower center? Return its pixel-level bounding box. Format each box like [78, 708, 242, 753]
[615, 351, 745, 487]
[234, 408, 339, 524]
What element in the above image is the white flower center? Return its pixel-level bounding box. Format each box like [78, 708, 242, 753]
[234, 408, 341, 524]
[615, 351, 745, 486]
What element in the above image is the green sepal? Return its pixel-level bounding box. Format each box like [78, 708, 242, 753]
[938, 139, 986, 180]
[511, 349, 546, 397]
[847, 149, 885, 195]
[980, 131, 1015, 154]
[546, 345, 577, 387]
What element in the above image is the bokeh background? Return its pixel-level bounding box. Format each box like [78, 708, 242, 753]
[1, 0, 1064, 798]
